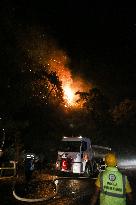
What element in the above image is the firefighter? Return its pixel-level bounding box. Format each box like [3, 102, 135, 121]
[24, 158, 35, 182]
[90, 152, 133, 205]
[83, 151, 93, 176]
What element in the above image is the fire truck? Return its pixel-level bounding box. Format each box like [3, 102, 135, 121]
[55, 136, 102, 177]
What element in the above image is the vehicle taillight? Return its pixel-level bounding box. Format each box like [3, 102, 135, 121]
[56, 162, 59, 168]
[56, 160, 61, 170]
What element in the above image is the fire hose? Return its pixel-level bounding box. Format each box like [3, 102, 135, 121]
[12, 179, 58, 203]
[13, 189, 57, 202]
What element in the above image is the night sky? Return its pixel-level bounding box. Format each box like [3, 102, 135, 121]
[0, 0, 136, 154]
[1, 1, 136, 103]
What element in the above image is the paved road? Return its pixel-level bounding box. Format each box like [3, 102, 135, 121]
[0, 177, 20, 205]
[0, 170, 136, 205]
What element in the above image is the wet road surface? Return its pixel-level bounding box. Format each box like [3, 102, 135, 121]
[0, 169, 136, 205]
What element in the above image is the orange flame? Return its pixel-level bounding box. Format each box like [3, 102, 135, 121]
[23, 32, 92, 108]
[40, 50, 91, 108]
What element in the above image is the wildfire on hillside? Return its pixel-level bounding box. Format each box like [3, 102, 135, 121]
[47, 56, 91, 108]
[22, 31, 91, 108]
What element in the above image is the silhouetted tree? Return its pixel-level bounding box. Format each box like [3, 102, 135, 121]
[75, 87, 112, 144]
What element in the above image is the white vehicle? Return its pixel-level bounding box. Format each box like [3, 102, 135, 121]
[56, 136, 99, 177]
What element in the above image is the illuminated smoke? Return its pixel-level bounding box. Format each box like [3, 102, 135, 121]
[21, 29, 92, 108]
[46, 54, 91, 108]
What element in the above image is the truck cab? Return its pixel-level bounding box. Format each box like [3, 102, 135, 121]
[56, 136, 98, 177]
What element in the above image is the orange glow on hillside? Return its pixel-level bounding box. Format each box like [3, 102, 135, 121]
[22, 32, 92, 108]
[46, 54, 91, 108]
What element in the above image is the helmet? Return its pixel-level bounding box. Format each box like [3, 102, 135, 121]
[105, 153, 117, 167]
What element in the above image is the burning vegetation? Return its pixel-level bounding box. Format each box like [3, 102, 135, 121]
[21, 29, 92, 109]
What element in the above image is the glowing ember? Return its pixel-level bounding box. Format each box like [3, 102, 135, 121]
[22, 32, 92, 108]
[46, 56, 92, 108]
[47, 57, 92, 107]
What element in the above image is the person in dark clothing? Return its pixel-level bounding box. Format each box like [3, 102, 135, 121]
[24, 158, 34, 182]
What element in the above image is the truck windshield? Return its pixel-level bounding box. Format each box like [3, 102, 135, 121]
[58, 141, 81, 152]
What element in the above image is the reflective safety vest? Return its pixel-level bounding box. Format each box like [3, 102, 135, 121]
[100, 167, 126, 205]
